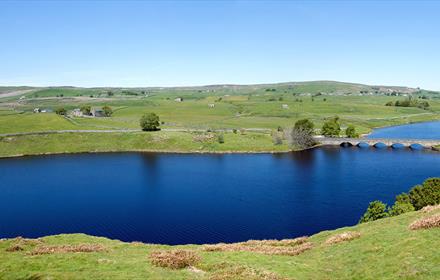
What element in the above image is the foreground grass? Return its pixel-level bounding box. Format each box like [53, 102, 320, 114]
[0, 131, 289, 157]
[1, 207, 439, 279]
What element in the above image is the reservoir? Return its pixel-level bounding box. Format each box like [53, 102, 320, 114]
[0, 145, 439, 244]
[1, 121, 439, 244]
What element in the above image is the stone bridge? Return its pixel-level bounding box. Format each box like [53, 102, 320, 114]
[316, 137, 440, 150]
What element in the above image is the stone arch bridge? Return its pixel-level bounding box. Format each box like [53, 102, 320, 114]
[316, 137, 440, 150]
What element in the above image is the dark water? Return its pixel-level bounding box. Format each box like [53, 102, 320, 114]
[367, 121, 440, 139]
[0, 147, 439, 245]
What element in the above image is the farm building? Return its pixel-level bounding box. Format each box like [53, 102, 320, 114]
[72, 108, 83, 117]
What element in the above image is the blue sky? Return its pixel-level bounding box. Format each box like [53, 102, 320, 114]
[1, 1, 439, 89]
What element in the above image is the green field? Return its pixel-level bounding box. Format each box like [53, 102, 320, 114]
[0, 81, 439, 156]
[1, 205, 439, 279]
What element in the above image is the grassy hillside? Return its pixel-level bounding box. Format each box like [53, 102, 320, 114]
[0, 81, 439, 156]
[1, 205, 439, 279]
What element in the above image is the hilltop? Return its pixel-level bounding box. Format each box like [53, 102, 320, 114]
[1, 80, 438, 98]
[1, 205, 439, 279]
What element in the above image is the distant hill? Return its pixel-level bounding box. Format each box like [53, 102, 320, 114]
[1, 81, 438, 98]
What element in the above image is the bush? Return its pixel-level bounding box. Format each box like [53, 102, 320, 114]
[388, 193, 415, 217]
[102, 106, 113, 117]
[359, 200, 388, 223]
[409, 178, 440, 210]
[80, 105, 91, 115]
[345, 125, 359, 138]
[321, 117, 341, 137]
[217, 134, 225, 144]
[385, 101, 393, 106]
[55, 107, 66, 115]
[140, 113, 160, 131]
[272, 134, 283, 145]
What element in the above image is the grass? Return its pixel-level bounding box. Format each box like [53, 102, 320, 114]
[0, 131, 289, 157]
[1, 205, 439, 279]
[0, 88, 439, 156]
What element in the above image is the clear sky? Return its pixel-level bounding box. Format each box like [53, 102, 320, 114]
[1, 1, 439, 90]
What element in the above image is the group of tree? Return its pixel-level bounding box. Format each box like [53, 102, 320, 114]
[359, 177, 440, 223]
[385, 97, 430, 110]
[321, 117, 341, 137]
[288, 117, 359, 149]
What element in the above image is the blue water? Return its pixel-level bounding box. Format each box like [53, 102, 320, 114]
[0, 146, 439, 245]
[367, 121, 440, 139]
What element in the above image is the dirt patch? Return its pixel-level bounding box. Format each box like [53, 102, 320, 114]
[203, 236, 312, 256]
[29, 244, 106, 255]
[409, 214, 440, 230]
[209, 265, 288, 280]
[149, 249, 201, 269]
[325, 231, 361, 245]
[193, 133, 215, 143]
[6, 244, 25, 252]
[421, 204, 440, 213]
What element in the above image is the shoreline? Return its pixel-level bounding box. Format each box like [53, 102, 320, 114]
[1, 119, 439, 159]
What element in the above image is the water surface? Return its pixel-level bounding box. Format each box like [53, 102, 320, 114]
[367, 121, 440, 139]
[0, 147, 439, 244]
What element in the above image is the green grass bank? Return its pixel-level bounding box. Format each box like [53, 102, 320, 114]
[1, 206, 439, 279]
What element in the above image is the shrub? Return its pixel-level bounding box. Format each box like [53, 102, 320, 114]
[385, 101, 393, 106]
[232, 129, 238, 134]
[55, 107, 66, 115]
[149, 249, 200, 269]
[102, 106, 113, 117]
[345, 125, 359, 138]
[359, 200, 388, 223]
[408, 178, 440, 210]
[217, 134, 225, 144]
[321, 117, 341, 137]
[140, 113, 160, 131]
[80, 105, 91, 115]
[272, 134, 283, 145]
[389, 200, 415, 217]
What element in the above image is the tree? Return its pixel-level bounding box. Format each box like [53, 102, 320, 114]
[408, 177, 440, 210]
[102, 106, 113, 117]
[345, 125, 359, 138]
[288, 124, 315, 149]
[55, 107, 66, 115]
[388, 193, 415, 216]
[80, 105, 91, 115]
[359, 200, 388, 223]
[294, 119, 314, 134]
[321, 117, 341, 137]
[140, 113, 160, 131]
